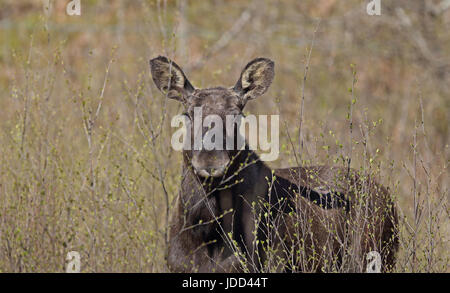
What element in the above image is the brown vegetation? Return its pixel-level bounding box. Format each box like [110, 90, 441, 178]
[0, 0, 448, 272]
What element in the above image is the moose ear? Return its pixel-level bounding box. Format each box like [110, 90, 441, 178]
[149, 56, 195, 101]
[233, 58, 274, 104]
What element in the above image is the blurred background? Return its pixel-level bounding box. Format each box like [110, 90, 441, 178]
[0, 0, 448, 272]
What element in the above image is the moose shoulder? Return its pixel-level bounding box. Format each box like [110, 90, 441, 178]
[149, 56, 398, 273]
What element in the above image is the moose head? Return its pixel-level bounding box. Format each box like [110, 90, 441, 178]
[150, 56, 274, 179]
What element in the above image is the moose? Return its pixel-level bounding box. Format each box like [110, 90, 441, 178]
[149, 56, 398, 272]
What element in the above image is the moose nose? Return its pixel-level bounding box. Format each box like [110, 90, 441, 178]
[196, 166, 226, 178]
[191, 150, 230, 178]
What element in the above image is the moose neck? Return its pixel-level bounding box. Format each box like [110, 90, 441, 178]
[182, 148, 273, 201]
[219, 148, 274, 262]
[227, 149, 273, 201]
[181, 148, 275, 269]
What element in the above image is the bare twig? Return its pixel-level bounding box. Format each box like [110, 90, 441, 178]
[188, 3, 255, 71]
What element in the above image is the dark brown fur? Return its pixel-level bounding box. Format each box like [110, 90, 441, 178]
[149, 56, 399, 272]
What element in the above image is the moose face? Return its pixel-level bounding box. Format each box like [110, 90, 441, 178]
[149, 56, 274, 178]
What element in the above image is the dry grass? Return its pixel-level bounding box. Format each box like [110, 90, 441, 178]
[0, 0, 448, 272]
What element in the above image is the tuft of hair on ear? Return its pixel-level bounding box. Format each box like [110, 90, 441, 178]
[233, 57, 275, 103]
[149, 56, 194, 101]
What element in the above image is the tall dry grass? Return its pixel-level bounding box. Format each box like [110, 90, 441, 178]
[0, 0, 448, 272]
